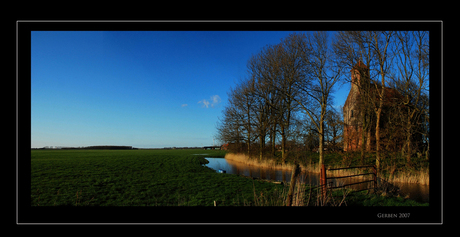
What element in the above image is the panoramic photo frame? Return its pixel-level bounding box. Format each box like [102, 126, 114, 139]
[17, 20, 442, 225]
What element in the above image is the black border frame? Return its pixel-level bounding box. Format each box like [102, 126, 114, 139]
[17, 20, 442, 224]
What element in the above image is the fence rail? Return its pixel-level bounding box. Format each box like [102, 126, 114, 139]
[320, 164, 377, 200]
[326, 172, 374, 180]
[327, 165, 375, 171]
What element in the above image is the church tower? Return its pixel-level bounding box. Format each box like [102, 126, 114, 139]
[351, 60, 369, 92]
[343, 60, 411, 153]
[343, 61, 369, 152]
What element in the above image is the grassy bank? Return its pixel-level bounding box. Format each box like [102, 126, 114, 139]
[31, 149, 426, 206]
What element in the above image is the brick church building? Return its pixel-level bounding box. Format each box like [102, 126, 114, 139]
[343, 61, 408, 152]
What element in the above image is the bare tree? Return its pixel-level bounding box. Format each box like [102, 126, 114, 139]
[245, 38, 304, 162]
[230, 79, 257, 156]
[277, 34, 305, 161]
[390, 31, 429, 166]
[216, 105, 244, 152]
[277, 32, 343, 166]
[370, 31, 394, 170]
[254, 44, 284, 159]
[324, 108, 343, 152]
[216, 82, 254, 153]
[247, 52, 273, 161]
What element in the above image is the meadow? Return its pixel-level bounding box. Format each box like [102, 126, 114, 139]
[31, 149, 281, 206]
[31, 149, 427, 206]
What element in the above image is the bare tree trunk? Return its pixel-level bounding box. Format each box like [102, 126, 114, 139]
[246, 95, 250, 156]
[259, 133, 264, 161]
[281, 126, 287, 162]
[372, 31, 393, 171]
[271, 124, 276, 157]
[366, 127, 371, 151]
[375, 106, 382, 170]
[375, 68, 385, 171]
[361, 126, 366, 165]
[319, 118, 325, 166]
[405, 118, 412, 166]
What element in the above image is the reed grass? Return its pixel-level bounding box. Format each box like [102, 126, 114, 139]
[226, 153, 370, 183]
[387, 166, 429, 185]
[225, 152, 429, 185]
[225, 153, 297, 171]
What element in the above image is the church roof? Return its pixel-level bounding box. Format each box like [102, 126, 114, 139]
[350, 61, 368, 71]
[344, 60, 404, 110]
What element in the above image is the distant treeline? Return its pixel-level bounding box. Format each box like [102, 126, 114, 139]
[32, 146, 210, 150]
[33, 145, 134, 150]
[162, 147, 204, 150]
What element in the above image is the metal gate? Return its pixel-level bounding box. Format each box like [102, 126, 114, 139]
[320, 164, 377, 200]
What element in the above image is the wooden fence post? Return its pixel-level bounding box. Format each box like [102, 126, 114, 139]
[320, 164, 326, 201]
[286, 163, 301, 206]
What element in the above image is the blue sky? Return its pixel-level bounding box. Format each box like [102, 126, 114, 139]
[31, 31, 350, 148]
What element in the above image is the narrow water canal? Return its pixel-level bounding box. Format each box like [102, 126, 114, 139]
[204, 157, 429, 204]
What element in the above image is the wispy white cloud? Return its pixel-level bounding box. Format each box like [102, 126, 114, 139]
[210, 95, 221, 107]
[198, 99, 210, 108]
[199, 95, 221, 108]
[181, 104, 188, 107]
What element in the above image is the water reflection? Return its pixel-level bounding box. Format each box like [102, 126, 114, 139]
[395, 182, 430, 203]
[204, 157, 429, 203]
[205, 157, 302, 183]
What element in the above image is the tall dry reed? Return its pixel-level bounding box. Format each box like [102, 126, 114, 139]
[226, 153, 371, 179]
[387, 166, 429, 185]
[225, 153, 429, 185]
[225, 153, 296, 170]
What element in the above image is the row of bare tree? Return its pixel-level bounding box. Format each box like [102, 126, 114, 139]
[216, 31, 429, 169]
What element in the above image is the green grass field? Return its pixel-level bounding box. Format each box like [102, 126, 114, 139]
[31, 149, 427, 206]
[31, 149, 282, 206]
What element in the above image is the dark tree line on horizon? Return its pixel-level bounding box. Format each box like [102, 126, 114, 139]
[33, 145, 135, 150]
[215, 31, 429, 170]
